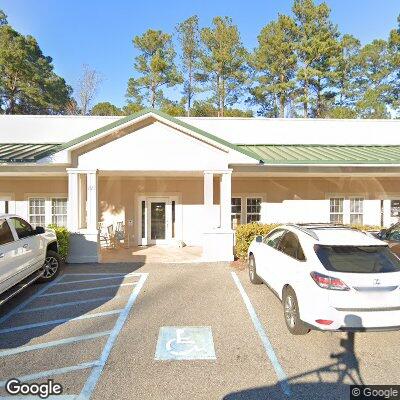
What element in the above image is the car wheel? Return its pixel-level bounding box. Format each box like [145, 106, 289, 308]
[37, 250, 61, 283]
[283, 287, 310, 335]
[248, 255, 262, 284]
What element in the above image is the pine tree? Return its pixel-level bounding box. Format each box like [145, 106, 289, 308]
[176, 16, 201, 116]
[126, 29, 182, 108]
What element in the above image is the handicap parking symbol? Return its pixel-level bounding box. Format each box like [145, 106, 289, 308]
[155, 326, 216, 360]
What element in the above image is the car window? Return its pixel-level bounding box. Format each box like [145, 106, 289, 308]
[314, 245, 400, 273]
[9, 217, 34, 239]
[387, 226, 400, 241]
[263, 230, 285, 249]
[277, 231, 306, 261]
[0, 219, 14, 246]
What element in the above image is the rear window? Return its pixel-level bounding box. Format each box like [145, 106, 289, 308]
[314, 245, 400, 273]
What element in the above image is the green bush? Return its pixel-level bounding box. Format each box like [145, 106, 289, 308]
[348, 224, 381, 232]
[235, 223, 279, 260]
[48, 224, 70, 261]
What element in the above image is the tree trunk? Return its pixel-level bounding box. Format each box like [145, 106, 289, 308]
[279, 95, 285, 118]
[303, 81, 309, 118]
[220, 77, 225, 117]
[187, 66, 192, 117]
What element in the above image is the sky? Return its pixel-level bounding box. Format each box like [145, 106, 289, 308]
[1, 0, 399, 108]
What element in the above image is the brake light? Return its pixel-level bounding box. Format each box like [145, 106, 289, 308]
[310, 271, 350, 291]
[315, 319, 334, 325]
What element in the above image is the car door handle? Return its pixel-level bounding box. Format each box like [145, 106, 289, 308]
[0, 253, 4, 258]
[23, 244, 29, 249]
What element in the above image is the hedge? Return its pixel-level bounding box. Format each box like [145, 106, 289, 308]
[235, 223, 279, 260]
[234, 223, 382, 261]
[48, 224, 70, 261]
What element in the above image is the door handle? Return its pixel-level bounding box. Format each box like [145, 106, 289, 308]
[0, 253, 4, 259]
[23, 244, 29, 249]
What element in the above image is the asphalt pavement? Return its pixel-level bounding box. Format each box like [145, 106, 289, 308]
[0, 262, 398, 399]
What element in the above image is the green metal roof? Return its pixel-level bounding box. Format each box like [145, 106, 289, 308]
[0, 143, 61, 163]
[238, 145, 400, 165]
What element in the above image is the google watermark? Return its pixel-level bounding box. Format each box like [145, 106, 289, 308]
[5, 378, 63, 398]
[351, 385, 400, 400]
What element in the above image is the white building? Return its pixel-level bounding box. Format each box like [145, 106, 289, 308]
[1, 109, 400, 263]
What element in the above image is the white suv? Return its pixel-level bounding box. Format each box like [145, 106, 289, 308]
[0, 214, 61, 306]
[247, 224, 400, 335]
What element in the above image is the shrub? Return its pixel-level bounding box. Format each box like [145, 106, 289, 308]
[348, 224, 381, 232]
[235, 223, 279, 260]
[48, 224, 70, 261]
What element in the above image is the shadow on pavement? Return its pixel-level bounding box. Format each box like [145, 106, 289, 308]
[224, 331, 363, 400]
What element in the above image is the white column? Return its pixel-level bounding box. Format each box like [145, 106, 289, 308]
[220, 170, 232, 230]
[86, 170, 98, 232]
[204, 171, 214, 229]
[67, 171, 79, 232]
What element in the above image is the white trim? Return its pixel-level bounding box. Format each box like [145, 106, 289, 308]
[231, 193, 266, 228]
[26, 194, 68, 227]
[136, 192, 182, 246]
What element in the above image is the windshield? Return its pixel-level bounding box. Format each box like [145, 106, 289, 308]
[314, 245, 400, 273]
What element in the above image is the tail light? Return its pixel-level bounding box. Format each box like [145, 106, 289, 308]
[310, 271, 350, 291]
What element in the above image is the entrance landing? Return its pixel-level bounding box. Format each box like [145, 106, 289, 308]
[100, 245, 203, 264]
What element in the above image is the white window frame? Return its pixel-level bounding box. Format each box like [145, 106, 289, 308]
[28, 197, 46, 228]
[245, 197, 262, 223]
[349, 196, 364, 225]
[51, 197, 68, 227]
[231, 194, 265, 228]
[231, 197, 242, 229]
[27, 195, 68, 227]
[329, 197, 344, 224]
[328, 196, 364, 225]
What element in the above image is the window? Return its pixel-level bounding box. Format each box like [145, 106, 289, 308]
[51, 198, 67, 227]
[246, 198, 261, 223]
[263, 229, 285, 249]
[0, 219, 14, 245]
[172, 200, 176, 238]
[330, 198, 344, 224]
[231, 198, 242, 229]
[278, 231, 306, 261]
[314, 245, 400, 273]
[141, 201, 145, 239]
[29, 198, 45, 228]
[9, 217, 34, 239]
[350, 198, 363, 225]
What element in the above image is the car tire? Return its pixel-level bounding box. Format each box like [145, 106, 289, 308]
[37, 250, 61, 283]
[248, 255, 262, 284]
[282, 287, 310, 335]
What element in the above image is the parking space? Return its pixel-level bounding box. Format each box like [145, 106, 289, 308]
[0, 270, 148, 398]
[0, 262, 398, 399]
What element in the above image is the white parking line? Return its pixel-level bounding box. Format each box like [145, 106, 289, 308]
[0, 309, 123, 334]
[231, 272, 291, 397]
[38, 282, 136, 297]
[0, 361, 98, 388]
[0, 331, 111, 357]
[56, 273, 139, 286]
[19, 296, 124, 314]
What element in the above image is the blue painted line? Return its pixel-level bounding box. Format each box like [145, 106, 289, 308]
[0, 361, 98, 387]
[79, 273, 148, 399]
[19, 296, 123, 314]
[0, 274, 65, 326]
[0, 330, 111, 358]
[231, 272, 291, 397]
[39, 282, 136, 298]
[0, 309, 123, 334]
[56, 274, 138, 286]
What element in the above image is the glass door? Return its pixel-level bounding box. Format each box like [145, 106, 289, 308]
[148, 198, 171, 245]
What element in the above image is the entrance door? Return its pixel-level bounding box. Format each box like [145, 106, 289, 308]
[148, 198, 171, 245]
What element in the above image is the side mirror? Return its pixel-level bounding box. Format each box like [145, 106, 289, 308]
[378, 229, 387, 239]
[35, 226, 45, 235]
[255, 235, 263, 243]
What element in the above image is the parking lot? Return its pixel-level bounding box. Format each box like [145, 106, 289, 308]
[0, 262, 398, 399]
